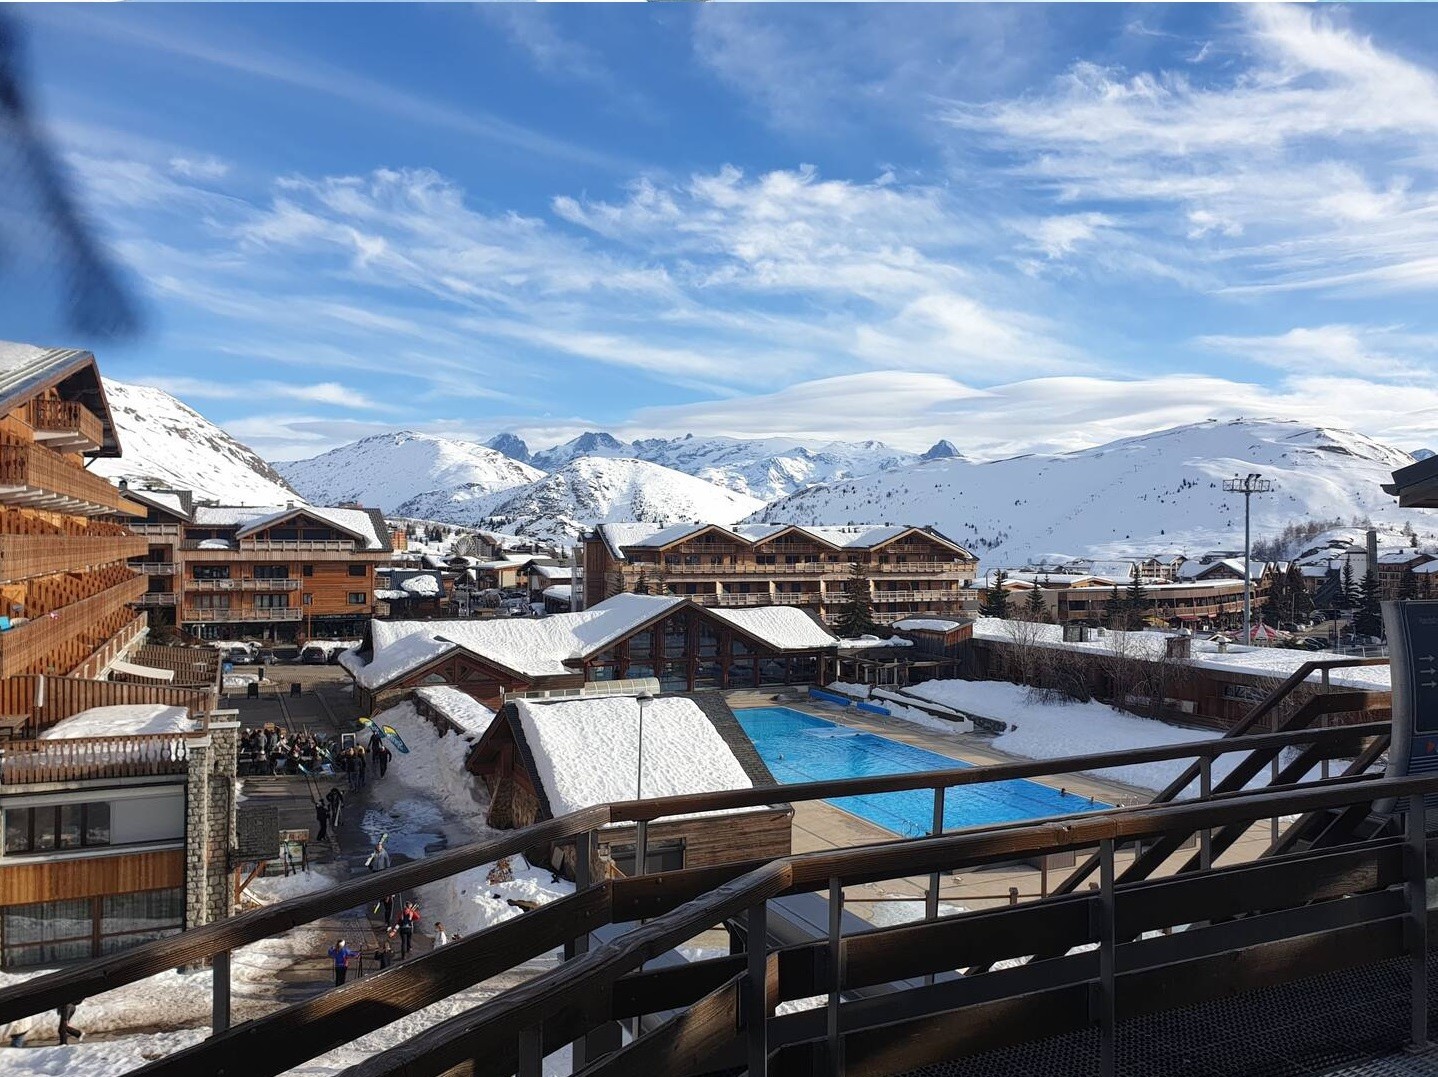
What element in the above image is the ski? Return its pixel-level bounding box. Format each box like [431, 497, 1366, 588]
[364, 832, 389, 869]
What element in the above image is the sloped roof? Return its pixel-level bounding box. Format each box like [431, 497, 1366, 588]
[123, 487, 194, 521]
[705, 606, 839, 651]
[0, 341, 122, 456]
[603, 521, 974, 559]
[191, 504, 390, 550]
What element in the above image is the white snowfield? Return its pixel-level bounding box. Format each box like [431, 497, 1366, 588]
[515, 695, 758, 818]
[38, 704, 197, 739]
[969, 617, 1391, 692]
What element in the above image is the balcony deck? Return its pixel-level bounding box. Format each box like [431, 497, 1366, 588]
[0, 732, 189, 784]
[0, 574, 148, 679]
[27, 400, 105, 454]
[0, 442, 144, 517]
[185, 578, 303, 591]
[137, 592, 179, 606]
[182, 607, 302, 623]
[0, 533, 149, 582]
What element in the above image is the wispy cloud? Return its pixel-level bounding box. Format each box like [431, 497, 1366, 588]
[146, 376, 386, 410]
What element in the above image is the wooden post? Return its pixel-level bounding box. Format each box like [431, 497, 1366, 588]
[517, 1023, 543, 1077]
[925, 785, 945, 987]
[212, 949, 231, 1034]
[1199, 756, 1213, 871]
[1407, 795, 1430, 1052]
[747, 901, 769, 1077]
[1097, 839, 1116, 1077]
[827, 876, 844, 1073]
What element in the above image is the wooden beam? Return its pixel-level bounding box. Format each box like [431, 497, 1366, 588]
[576, 973, 744, 1077]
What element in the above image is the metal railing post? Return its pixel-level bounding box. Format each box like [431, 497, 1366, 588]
[925, 785, 946, 987]
[1199, 756, 1213, 871]
[1097, 839, 1116, 1077]
[827, 876, 844, 1074]
[1407, 795, 1430, 1052]
[518, 1024, 543, 1077]
[634, 819, 648, 879]
[212, 949, 231, 1033]
[747, 901, 769, 1077]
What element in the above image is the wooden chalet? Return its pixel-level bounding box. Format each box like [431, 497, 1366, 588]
[467, 691, 791, 878]
[584, 522, 980, 626]
[119, 490, 392, 642]
[341, 592, 840, 714]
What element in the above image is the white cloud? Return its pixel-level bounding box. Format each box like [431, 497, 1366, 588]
[147, 376, 383, 410]
[1197, 324, 1438, 383]
[168, 155, 231, 180]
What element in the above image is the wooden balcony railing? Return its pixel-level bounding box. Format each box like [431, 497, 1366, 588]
[0, 733, 189, 784]
[872, 589, 968, 602]
[127, 523, 182, 537]
[28, 399, 106, 453]
[0, 574, 148, 679]
[0, 441, 144, 517]
[182, 607, 302, 622]
[240, 539, 354, 552]
[185, 578, 303, 592]
[137, 592, 179, 606]
[650, 560, 974, 577]
[134, 561, 178, 575]
[0, 533, 148, 582]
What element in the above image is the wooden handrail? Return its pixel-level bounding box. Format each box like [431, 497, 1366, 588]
[0, 719, 1390, 1025]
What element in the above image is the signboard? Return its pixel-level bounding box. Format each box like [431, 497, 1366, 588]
[235, 804, 280, 860]
[1381, 600, 1438, 819]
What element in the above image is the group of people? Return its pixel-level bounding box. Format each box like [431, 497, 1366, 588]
[240, 726, 332, 776]
[336, 732, 394, 791]
[313, 785, 346, 843]
[326, 900, 453, 986]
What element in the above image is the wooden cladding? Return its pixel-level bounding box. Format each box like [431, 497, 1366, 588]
[26, 400, 104, 453]
[0, 849, 183, 907]
[0, 534, 149, 582]
[0, 734, 189, 784]
[0, 575, 148, 679]
[0, 672, 212, 737]
[0, 441, 143, 517]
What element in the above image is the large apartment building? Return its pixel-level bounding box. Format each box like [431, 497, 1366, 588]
[584, 523, 979, 626]
[119, 489, 393, 642]
[0, 342, 237, 967]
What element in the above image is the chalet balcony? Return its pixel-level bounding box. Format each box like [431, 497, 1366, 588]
[869, 561, 974, 574]
[181, 539, 361, 561]
[0, 574, 148, 679]
[136, 592, 179, 606]
[650, 560, 973, 577]
[134, 561, 177, 576]
[0, 733, 189, 784]
[872, 589, 968, 603]
[0, 442, 144, 517]
[185, 578, 303, 592]
[127, 523, 182, 537]
[27, 399, 105, 454]
[0, 533, 148, 582]
[181, 607, 303, 623]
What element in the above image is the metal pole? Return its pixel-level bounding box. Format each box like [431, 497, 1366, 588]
[635, 697, 645, 802]
[1097, 838, 1116, 1077]
[747, 901, 769, 1077]
[1243, 488, 1252, 646]
[212, 949, 231, 1033]
[1407, 794, 1429, 1051]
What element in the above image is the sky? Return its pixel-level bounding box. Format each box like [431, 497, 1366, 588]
[6, 3, 1438, 463]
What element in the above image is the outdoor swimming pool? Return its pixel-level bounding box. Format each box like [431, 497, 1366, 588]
[736, 706, 1109, 837]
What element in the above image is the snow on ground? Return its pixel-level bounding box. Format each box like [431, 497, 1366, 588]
[245, 862, 346, 906]
[423, 855, 574, 939]
[0, 1030, 209, 1076]
[369, 701, 488, 827]
[37, 705, 196, 739]
[412, 686, 496, 737]
[362, 798, 446, 861]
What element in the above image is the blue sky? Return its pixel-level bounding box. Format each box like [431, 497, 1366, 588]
[7, 3, 1438, 462]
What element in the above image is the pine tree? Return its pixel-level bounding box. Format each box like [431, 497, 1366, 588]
[633, 570, 650, 595]
[1102, 585, 1125, 629]
[1399, 569, 1419, 601]
[833, 563, 878, 637]
[1023, 580, 1048, 622]
[980, 570, 1011, 620]
[1124, 574, 1148, 630]
[1341, 560, 1357, 611]
[1287, 564, 1314, 622]
[1352, 569, 1384, 639]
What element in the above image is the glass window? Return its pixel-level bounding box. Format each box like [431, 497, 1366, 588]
[85, 803, 111, 846]
[58, 803, 82, 849]
[303, 594, 313, 606]
[101, 888, 183, 936]
[348, 592, 367, 605]
[33, 807, 56, 852]
[194, 565, 231, 580]
[4, 810, 29, 854]
[302, 564, 314, 577]
[253, 565, 289, 579]
[348, 564, 366, 577]
[254, 594, 290, 609]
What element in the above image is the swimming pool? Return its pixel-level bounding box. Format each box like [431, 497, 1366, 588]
[736, 706, 1109, 837]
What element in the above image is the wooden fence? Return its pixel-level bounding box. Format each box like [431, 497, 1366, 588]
[0, 733, 189, 783]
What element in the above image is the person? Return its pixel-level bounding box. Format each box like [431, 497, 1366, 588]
[56, 1001, 82, 1044]
[381, 893, 395, 927]
[433, 921, 448, 948]
[5, 1014, 33, 1047]
[327, 938, 356, 987]
[326, 786, 345, 828]
[368, 842, 390, 873]
[356, 745, 367, 788]
[314, 799, 329, 843]
[345, 748, 359, 792]
[396, 901, 419, 958]
[369, 729, 384, 757]
[373, 939, 394, 971]
[375, 742, 391, 779]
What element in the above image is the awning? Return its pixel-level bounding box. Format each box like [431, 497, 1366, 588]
[109, 659, 175, 683]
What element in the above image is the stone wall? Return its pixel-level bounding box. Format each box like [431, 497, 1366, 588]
[184, 715, 240, 932]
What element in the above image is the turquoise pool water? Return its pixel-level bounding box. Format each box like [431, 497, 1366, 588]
[736, 706, 1109, 837]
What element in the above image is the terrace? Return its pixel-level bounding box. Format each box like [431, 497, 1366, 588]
[181, 607, 303, 622]
[26, 399, 106, 454]
[0, 440, 143, 517]
[0, 573, 148, 679]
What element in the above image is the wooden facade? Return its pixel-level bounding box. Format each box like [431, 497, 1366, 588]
[0, 848, 183, 907]
[121, 493, 392, 642]
[585, 524, 980, 626]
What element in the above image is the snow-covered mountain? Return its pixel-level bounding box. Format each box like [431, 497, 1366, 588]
[414, 457, 766, 543]
[94, 380, 300, 505]
[485, 433, 531, 464]
[277, 431, 543, 513]
[751, 419, 1436, 565]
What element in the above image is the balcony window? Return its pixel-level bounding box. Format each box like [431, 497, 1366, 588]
[348, 592, 367, 605]
[4, 802, 111, 855]
[254, 594, 290, 609]
[1, 887, 183, 968]
[194, 595, 231, 610]
[194, 565, 231, 581]
[302, 564, 314, 577]
[253, 565, 289, 580]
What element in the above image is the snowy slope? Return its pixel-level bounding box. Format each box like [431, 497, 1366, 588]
[753, 419, 1435, 565]
[429, 456, 766, 543]
[276, 431, 543, 513]
[94, 379, 300, 504]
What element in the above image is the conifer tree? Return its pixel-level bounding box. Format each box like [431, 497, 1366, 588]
[1102, 585, 1125, 629]
[1399, 568, 1419, 601]
[1352, 569, 1384, 639]
[633, 569, 650, 595]
[1341, 560, 1357, 611]
[1124, 573, 1149, 630]
[980, 570, 1011, 620]
[833, 563, 878, 637]
[1023, 580, 1048, 622]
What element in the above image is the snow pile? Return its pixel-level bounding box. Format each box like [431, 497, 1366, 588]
[515, 696, 755, 817]
[413, 686, 496, 737]
[401, 574, 441, 597]
[836, 634, 912, 650]
[371, 701, 487, 826]
[825, 682, 871, 699]
[904, 679, 1224, 793]
[422, 855, 574, 939]
[38, 704, 196, 739]
[892, 618, 966, 632]
[246, 862, 346, 906]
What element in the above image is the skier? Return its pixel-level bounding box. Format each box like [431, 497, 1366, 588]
[356, 745, 367, 788]
[56, 1001, 83, 1044]
[326, 786, 345, 828]
[433, 921, 449, 948]
[327, 938, 357, 987]
[381, 893, 395, 927]
[375, 742, 391, 779]
[314, 799, 329, 843]
[369, 729, 384, 757]
[368, 842, 390, 873]
[373, 938, 394, 971]
[396, 901, 419, 958]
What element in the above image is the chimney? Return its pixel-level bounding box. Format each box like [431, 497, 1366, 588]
[1367, 528, 1379, 574]
[118, 478, 128, 490]
[286, 500, 295, 510]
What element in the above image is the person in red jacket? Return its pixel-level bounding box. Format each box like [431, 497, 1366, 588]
[396, 902, 420, 958]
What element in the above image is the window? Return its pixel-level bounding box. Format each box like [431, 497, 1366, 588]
[302, 564, 314, 577]
[254, 594, 290, 609]
[608, 841, 684, 876]
[193, 594, 231, 610]
[347, 592, 367, 605]
[253, 565, 289, 580]
[193, 565, 230, 580]
[4, 803, 110, 855]
[348, 564, 366, 577]
[302, 593, 313, 606]
[1, 888, 182, 968]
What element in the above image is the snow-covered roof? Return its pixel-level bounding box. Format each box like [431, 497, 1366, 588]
[704, 606, 838, 650]
[599, 521, 973, 559]
[892, 618, 966, 632]
[413, 685, 496, 737]
[514, 695, 756, 816]
[39, 704, 197, 739]
[1377, 550, 1431, 565]
[375, 589, 408, 600]
[0, 342, 122, 456]
[343, 593, 686, 687]
[837, 635, 913, 650]
[188, 504, 389, 550]
[401, 573, 441, 597]
[1176, 558, 1268, 582]
[530, 563, 574, 580]
[969, 617, 1391, 692]
[595, 522, 669, 558]
[124, 487, 193, 520]
[543, 585, 574, 602]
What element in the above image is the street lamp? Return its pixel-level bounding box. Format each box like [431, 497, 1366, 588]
[634, 691, 653, 800]
[1222, 473, 1276, 646]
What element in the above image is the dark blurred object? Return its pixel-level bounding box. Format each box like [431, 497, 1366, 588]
[0, 13, 139, 338]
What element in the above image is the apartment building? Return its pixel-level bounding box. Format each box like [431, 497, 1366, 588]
[121, 490, 393, 642]
[584, 523, 979, 626]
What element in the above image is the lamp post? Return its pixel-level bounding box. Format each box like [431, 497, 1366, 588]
[634, 691, 653, 800]
[1222, 473, 1276, 646]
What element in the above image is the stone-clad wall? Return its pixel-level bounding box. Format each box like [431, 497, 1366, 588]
[184, 716, 240, 932]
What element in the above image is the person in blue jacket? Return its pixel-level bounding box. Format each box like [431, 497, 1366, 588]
[327, 938, 357, 987]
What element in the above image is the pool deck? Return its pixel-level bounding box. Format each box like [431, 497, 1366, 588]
[725, 689, 1280, 922]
